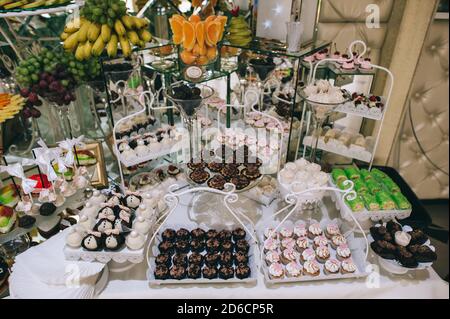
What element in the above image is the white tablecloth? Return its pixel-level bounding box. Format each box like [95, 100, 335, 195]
[98, 193, 449, 299]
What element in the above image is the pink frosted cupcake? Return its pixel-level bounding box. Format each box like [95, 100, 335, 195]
[279, 227, 293, 239]
[308, 222, 322, 239]
[324, 258, 341, 275]
[280, 248, 300, 265]
[295, 236, 309, 253]
[281, 237, 296, 250]
[303, 260, 320, 277]
[300, 247, 316, 263]
[254, 120, 265, 128]
[263, 238, 279, 253]
[313, 235, 329, 249]
[336, 243, 352, 261]
[325, 223, 340, 239]
[264, 227, 277, 240]
[315, 245, 330, 263]
[341, 258, 357, 274]
[293, 224, 308, 238]
[265, 250, 280, 266]
[285, 261, 303, 278]
[268, 262, 285, 279]
[331, 234, 347, 249]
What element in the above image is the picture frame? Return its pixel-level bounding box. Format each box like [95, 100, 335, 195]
[75, 141, 108, 189]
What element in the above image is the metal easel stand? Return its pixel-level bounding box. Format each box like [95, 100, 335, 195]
[295, 40, 394, 170]
[261, 180, 370, 273]
[145, 183, 259, 274]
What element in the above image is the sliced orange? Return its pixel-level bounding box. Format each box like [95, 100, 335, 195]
[216, 16, 228, 40]
[197, 55, 209, 65]
[205, 15, 217, 23]
[189, 14, 201, 25]
[180, 50, 197, 65]
[193, 43, 207, 56]
[206, 46, 217, 60]
[205, 21, 220, 46]
[195, 21, 205, 49]
[169, 18, 184, 44]
[182, 21, 196, 51]
[172, 14, 185, 23]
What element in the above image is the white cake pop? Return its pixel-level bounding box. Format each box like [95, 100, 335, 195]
[126, 231, 145, 250]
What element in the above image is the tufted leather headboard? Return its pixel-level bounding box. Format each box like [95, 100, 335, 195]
[391, 19, 449, 199]
[316, 0, 395, 65]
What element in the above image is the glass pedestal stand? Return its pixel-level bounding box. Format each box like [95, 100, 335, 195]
[164, 83, 215, 163]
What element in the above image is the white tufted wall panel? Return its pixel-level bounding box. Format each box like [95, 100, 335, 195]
[316, 0, 394, 64]
[394, 20, 449, 199]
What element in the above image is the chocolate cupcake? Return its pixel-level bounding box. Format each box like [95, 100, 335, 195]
[396, 246, 418, 268]
[229, 175, 250, 190]
[170, 265, 187, 280]
[175, 240, 190, 254]
[408, 229, 428, 245]
[386, 221, 402, 235]
[204, 252, 220, 267]
[206, 229, 218, 240]
[408, 244, 437, 263]
[221, 240, 234, 252]
[208, 162, 224, 173]
[218, 266, 235, 280]
[235, 263, 251, 279]
[189, 252, 204, 266]
[220, 251, 234, 266]
[232, 228, 246, 241]
[217, 230, 232, 241]
[158, 240, 175, 255]
[191, 228, 206, 241]
[187, 264, 202, 279]
[369, 225, 388, 241]
[18, 215, 36, 228]
[172, 253, 188, 267]
[202, 266, 218, 279]
[242, 165, 261, 180]
[207, 175, 227, 190]
[39, 202, 57, 216]
[206, 238, 221, 253]
[370, 240, 396, 259]
[190, 169, 210, 184]
[176, 228, 191, 241]
[235, 239, 250, 254]
[190, 239, 205, 253]
[221, 164, 240, 180]
[155, 253, 172, 267]
[167, 165, 180, 176]
[162, 229, 176, 242]
[154, 265, 170, 280]
[187, 160, 206, 170]
[234, 251, 248, 265]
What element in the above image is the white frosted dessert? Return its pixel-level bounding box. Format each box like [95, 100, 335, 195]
[126, 231, 145, 250]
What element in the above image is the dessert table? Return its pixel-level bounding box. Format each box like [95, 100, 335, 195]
[97, 193, 449, 299]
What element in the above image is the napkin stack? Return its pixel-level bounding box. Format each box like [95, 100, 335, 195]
[9, 227, 106, 299]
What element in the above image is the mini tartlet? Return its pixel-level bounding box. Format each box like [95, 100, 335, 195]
[268, 262, 284, 279]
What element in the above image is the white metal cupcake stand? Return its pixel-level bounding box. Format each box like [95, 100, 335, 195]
[296, 40, 395, 170]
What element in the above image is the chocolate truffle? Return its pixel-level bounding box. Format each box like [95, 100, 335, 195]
[218, 266, 235, 280]
[202, 266, 218, 279]
[39, 202, 57, 216]
[154, 265, 169, 280]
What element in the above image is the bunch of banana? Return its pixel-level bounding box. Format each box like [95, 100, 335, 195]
[0, 0, 69, 10]
[226, 15, 252, 47]
[61, 15, 152, 60]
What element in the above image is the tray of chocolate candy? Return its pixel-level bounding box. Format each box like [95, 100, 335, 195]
[369, 220, 437, 274]
[147, 224, 257, 285]
[258, 219, 369, 284]
[185, 153, 264, 193]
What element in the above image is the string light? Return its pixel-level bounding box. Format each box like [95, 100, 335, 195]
[272, 4, 283, 16]
[263, 20, 272, 30]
